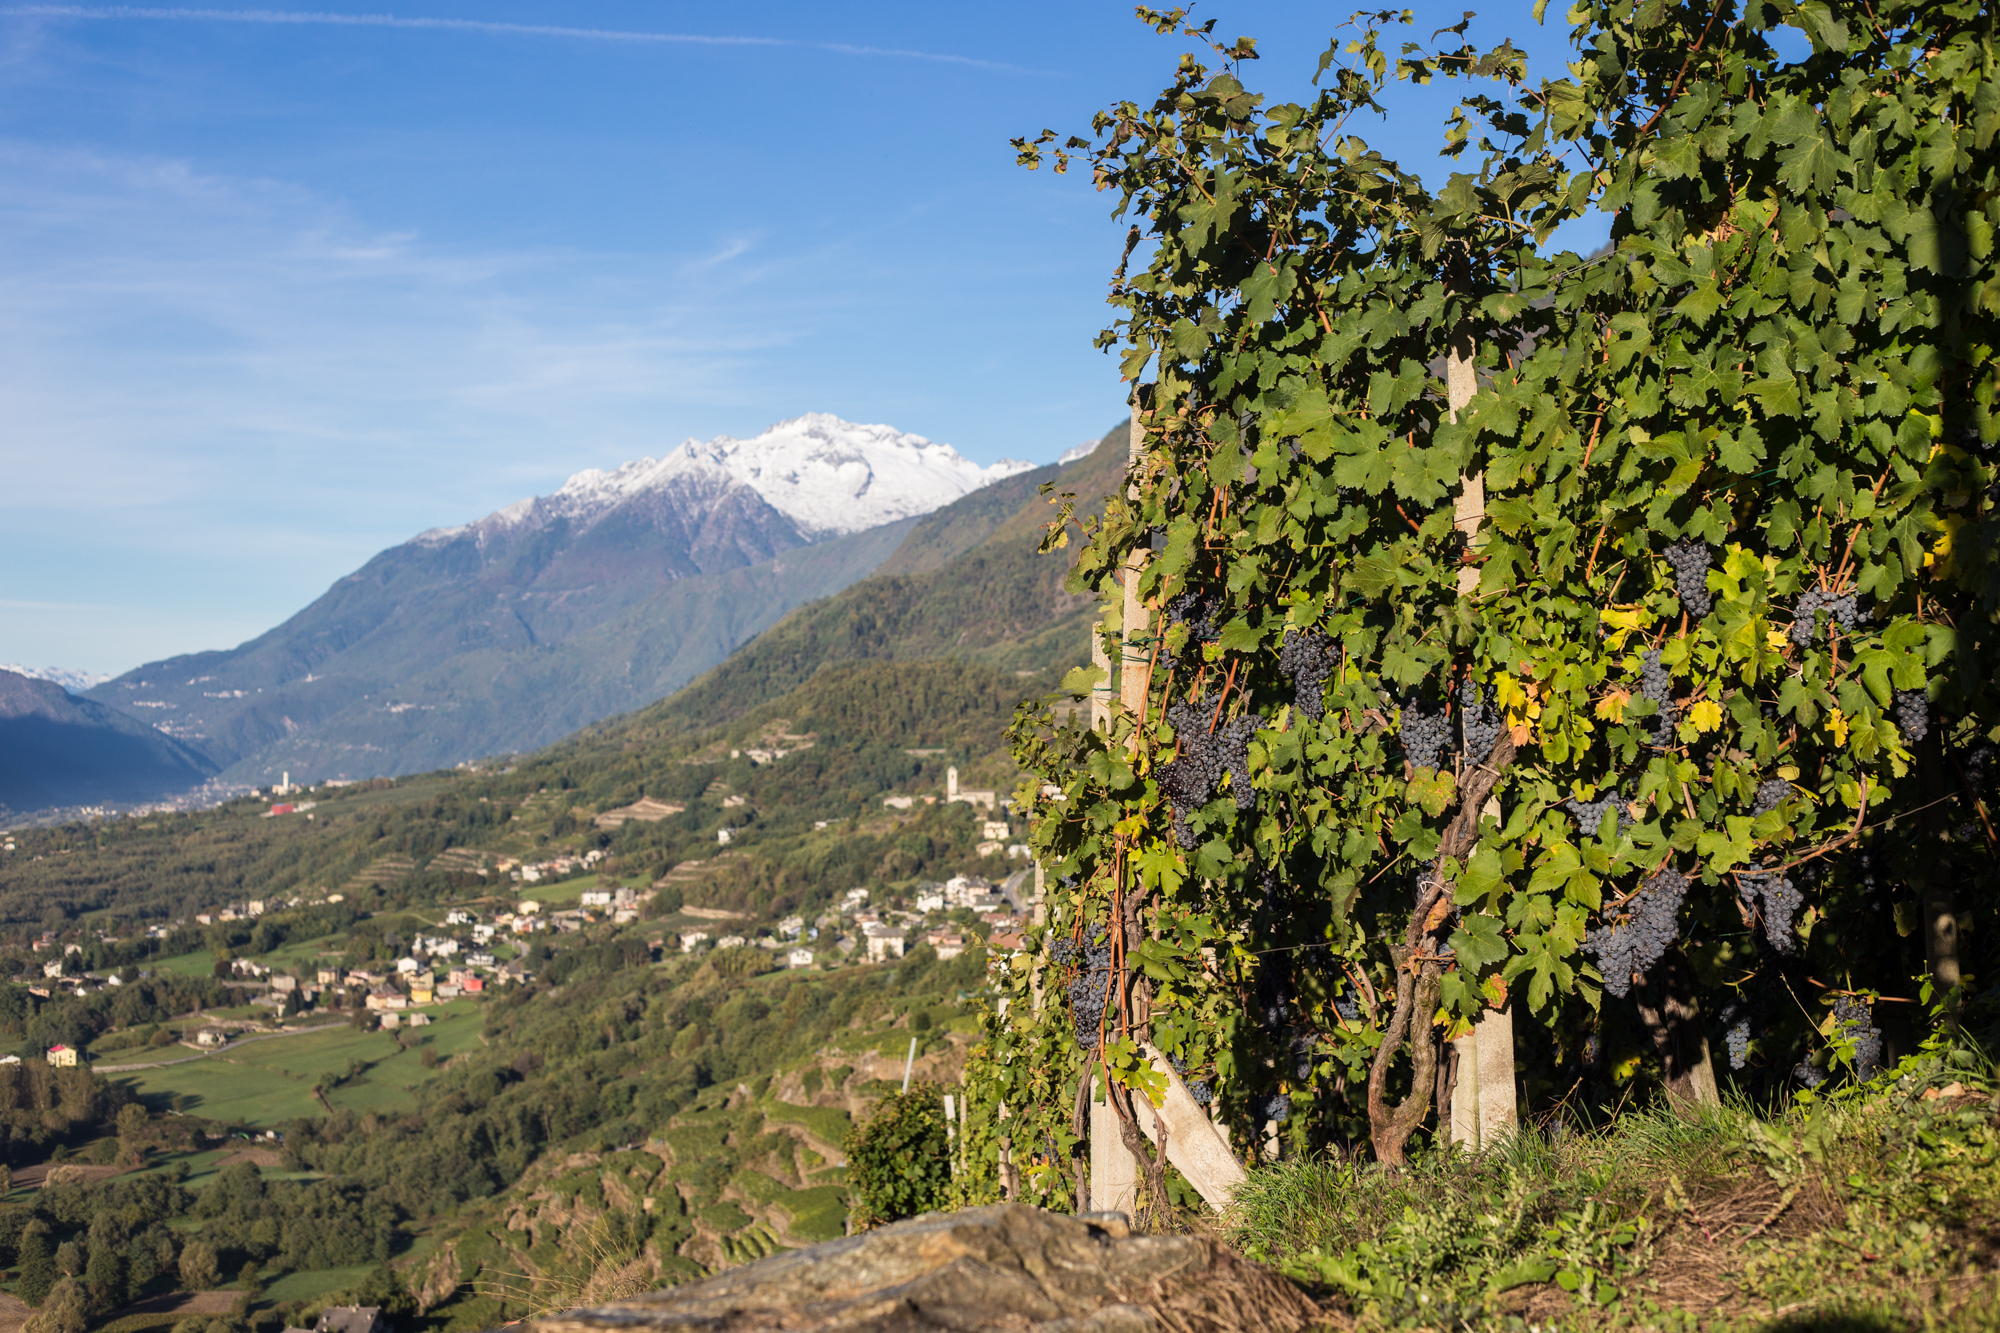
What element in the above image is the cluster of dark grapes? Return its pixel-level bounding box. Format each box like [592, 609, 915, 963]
[1753, 778, 1792, 816]
[1399, 697, 1452, 771]
[1278, 630, 1337, 721]
[1893, 688, 1930, 744]
[1460, 680, 1503, 759]
[1050, 935, 1114, 1049]
[1720, 1012, 1752, 1064]
[1833, 995, 1884, 1080]
[1737, 864, 1802, 955]
[1162, 589, 1219, 668]
[1664, 539, 1714, 616]
[1247, 1091, 1292, 1124]
[1565, 787, 1633, 838]
[1793, 1059, 1828, 1089]
[1965, 740, 1998, 791]
[1334, 994, 1361, 1023]
[1637, 649, 1679, 745]
[1157, 701, 1262, 847]
[1790, 588, 1863, 646]
[1720, 1001, 1754, 1070]
[1168, 1053, 1216, 1105]
[1583, 869, 1689, 999]
[1254, 967, 1295, 1033]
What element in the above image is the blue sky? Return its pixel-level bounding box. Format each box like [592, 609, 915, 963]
[0, 1, 1607, 676]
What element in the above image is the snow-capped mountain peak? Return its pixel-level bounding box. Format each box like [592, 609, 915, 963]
[0, 665, 113, 695]
[420, 413, 1032, 547]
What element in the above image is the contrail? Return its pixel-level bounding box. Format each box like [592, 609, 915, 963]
[0, 5, 1041, 73]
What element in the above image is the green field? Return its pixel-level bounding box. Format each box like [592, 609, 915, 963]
[153, 949, 217, 979]
[113, 1001, 486, 1125]
[261, 1264, 376, 1303]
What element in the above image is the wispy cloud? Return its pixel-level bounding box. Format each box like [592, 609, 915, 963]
[0, 5, 1044, 73]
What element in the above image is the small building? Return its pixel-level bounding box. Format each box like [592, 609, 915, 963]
[270, 975, 298, 993]
[406, 1012, 431, 1027]
[395, 957, 420, 975]
[787, 948, 814, 968]
[516, 900, 542, 915]
[197, 1027, 227, 1047]
[409, 981, 435, 1005]
[314, 1288, 388, 1320]
[716, 828, 734, 846]
[580, 890, 612, 908]
[365, 988, 408, 1012]
[926, 931, 966, 961]
[716, 935, 747, 949]
[460, 975, 485, 994]
[864, 928, 906, 963]
[41, 960, 62, 979]
[317, 966, 344, 986]
[680, 931, 709, 953]
[45, 1044, 80, 1068]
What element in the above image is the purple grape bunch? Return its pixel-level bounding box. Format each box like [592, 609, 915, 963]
[1637, 649, 1679, 746]
[1664, 539, 1714, 617]
[1832, 995, 1883, 1080]
[1736, 863, 1803, 955]
[1583, 868, 1689, 999]
[1752, 778, 1792, 816]
[1892, 688, 1929, 744]
[1278, 630, 1337, 722]
[1565, 787, 1634, 839]
[1790, 588, 1863, 646]
[1460, 679, 1504, 760]
[1158, 700, 1263, 848]
[1399, 697, 1452, 771]
[1719, 999, 1753, 1070]
[1050, 934, 1114, 1049]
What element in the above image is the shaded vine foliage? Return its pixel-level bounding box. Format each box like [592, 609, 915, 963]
[964, 0, 2000, 1191]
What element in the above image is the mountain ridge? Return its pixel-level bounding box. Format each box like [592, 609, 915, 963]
[73, 415, 1071, 794]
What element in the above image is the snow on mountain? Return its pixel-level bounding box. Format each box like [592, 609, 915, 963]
[1, 665, 112, 695]
[1059, 437, 1105, 465]
[420, 414, 1033, 547]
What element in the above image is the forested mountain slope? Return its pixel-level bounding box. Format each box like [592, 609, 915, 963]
[0, 670, 218, 817]
[555, 420, 1122, 754]
[80, 417, 1042, 789]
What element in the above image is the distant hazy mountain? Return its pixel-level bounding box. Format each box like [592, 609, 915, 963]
[0, 669, 217, 814]
[0, 665, 112, 695]
[85, 415, 1038, 786]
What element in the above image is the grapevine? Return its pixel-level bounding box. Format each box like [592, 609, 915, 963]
[965, 0, 2000, 1198]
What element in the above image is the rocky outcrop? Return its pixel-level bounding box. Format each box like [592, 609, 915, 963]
[532, 1204, 1320, 1333]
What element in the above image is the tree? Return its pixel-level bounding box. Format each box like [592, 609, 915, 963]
[17, 1219, 57, 1306]
[22, 1278, 85, 1333]
[179, 1240, 220, 1292]
[116, 1102, 149, 1162]
[973, 0, 2000, 1186]
[84, 1245, 127, 1314]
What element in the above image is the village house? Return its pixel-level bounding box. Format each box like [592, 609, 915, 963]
[787, 948, 814, 968]
[45, 1044, 80, 1067]
[864, 924, 906, 963]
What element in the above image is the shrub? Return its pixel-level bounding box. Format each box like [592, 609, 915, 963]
[843, 1084, 949, 1229]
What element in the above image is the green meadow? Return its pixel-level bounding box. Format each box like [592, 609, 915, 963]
[112, 1000, 485, 1126]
